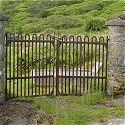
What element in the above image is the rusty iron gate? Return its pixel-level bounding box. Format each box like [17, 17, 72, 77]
[5, 33, 109, 98]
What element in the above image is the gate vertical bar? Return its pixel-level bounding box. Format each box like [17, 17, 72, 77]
[61, 37, 64, 94]
[65, 37, 67, 94]
[27, 34, 30, 96]
[5, 33, 8, 98]
[31, 35, 34, 96]
[42, 36, 45, 95]
[76, 38, 78, 95]
[24, 35, 27, 97]
[86, 36, 89, 92]
[35, 35, 38, 95]
[72, 37, 75, 94]
[79, 36, 82, 95]
[12, 34, 15, 97]
[38, 35, 41, 96]
[101, 37, 105, 92]
[45, 36, 48, 95]
[98, 37, 101, 90]
[9, 35, 11, 98]
[16, 34, 19, 97]
[56, 39, 60, 95]
[68, 37, 71, 94]
[48, 37, 52, 94]
[20, 34, 23, 97]
[94, 37, 97, 91]
[105, 36, 109, 92]
[90, 37, 94, 93]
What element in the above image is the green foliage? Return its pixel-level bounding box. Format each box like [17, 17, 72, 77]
[45, 16, 82, 29]
[37, 9, 50, 18]
[14, 24, 23, 33]
[43, 28, 55, 34]
[100, 1, 125, 20]
[27, 0, 84, 15]
[74, 1, 104, 15]
[84, 18, 106, 32]
[0, 0, 19, 15]
[68, 92, 107, 105]
[11, 12, 30, 22]
[1, 0, 125, 34]
[21, 17, 40, 24]
[84, 10, 101, 17]
[22, 23, 44, 33]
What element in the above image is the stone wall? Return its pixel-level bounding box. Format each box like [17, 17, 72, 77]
[106, 14, 125, 95]
[0, 13, 8, 104]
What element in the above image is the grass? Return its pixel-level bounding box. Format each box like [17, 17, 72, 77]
[2, 1, 124, 123]
[6, 77, 107, 98]
[0, 0, 125, 35]
[16, 92, 125, 125]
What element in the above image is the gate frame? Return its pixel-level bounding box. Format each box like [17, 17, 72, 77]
[5, 33, 109, 98]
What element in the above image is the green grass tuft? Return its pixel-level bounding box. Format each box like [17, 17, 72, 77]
[16, 92, 125, 125]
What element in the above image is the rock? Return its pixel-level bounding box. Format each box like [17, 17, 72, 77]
[0, 12, 9, 21]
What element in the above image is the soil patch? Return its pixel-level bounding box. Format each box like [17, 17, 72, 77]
[0, 100, 53, 125]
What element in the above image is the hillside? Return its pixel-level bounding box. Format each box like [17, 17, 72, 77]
[0, 0, 125, 35]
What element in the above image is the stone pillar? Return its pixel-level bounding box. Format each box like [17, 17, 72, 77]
[0, 13, 8, 104]
[106, 14, 125, 95]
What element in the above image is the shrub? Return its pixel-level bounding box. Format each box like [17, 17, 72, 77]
[14, 24, 23, 33]
[37, 9, 50, 18]
[5, 24, 14, 33]
[84, 18, 106, 32]
[50, 5, 71, 16]
[44, 16, 82, 30]
[94, 2, 104, 11]
[100, 1, 125, 20]
[86, 10, 101, 17]
[71, 1, 104, 15]
[43, 28, 55, 34]
[27, 4, 41, 14]
[0, 0, 20, 15]
[11, 12, 30, 22]
[54, 0, 84, 6]
[21, 17, 40, 24]
[22, 23, 44, 33]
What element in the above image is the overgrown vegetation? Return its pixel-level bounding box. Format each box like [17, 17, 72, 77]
[0, 0, 125, 35]
[16, 92, 125, 125]
[84, 17, 106, 32]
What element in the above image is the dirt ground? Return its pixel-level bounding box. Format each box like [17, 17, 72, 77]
[91, 95, 125, 125]
[0, 95, 124, 125]
[91, 118, 125, 125]
[0, 100, 52, 125]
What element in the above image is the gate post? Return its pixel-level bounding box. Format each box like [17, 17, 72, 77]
[0, 13, 8, 104]
[106, 13, 125, 95]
